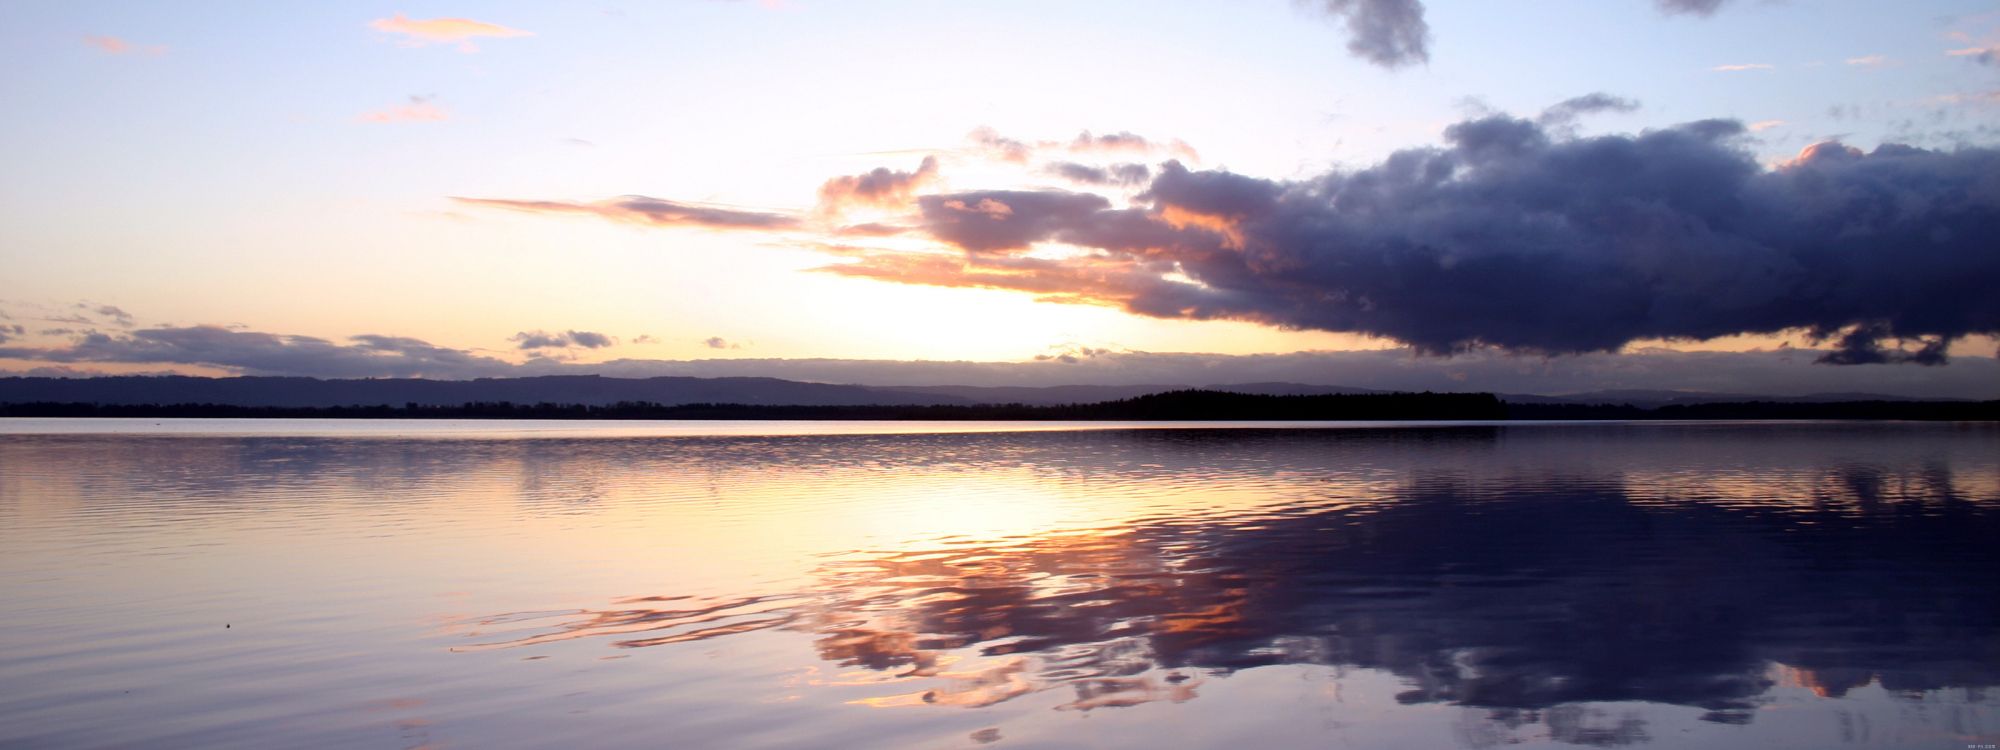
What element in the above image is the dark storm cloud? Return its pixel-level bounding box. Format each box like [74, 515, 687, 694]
[453, 195, 799, 231]
[1309, 0, 1430, 69]
[0, 326, 516, 378]
[857, 114, 2000, 365]
[511, 330, 615, 350]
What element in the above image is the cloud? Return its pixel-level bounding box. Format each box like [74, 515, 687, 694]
[368, 13, 531, 51]
[1655, 0, 1731, 16]
[833, 222, 914, 237]
[969, 128, 1034, 164]
[1711, 63, 1774, 72]
[0, 326, 517, 379]
[1536, 93, 1640, 126]
[81, 304, 135, 328]
[970, 128, 1201, 164]
[703, 337, 741, 350]
[914, 191, 1113, 253]
[825, 111, 2000, 366]
[817, 156, 938, 214]
[0, 324, 23, 344]
[1294, 1, 1738, 68]
[1033, 342, 1120, 364]
[1069, 131, 1200, 162]
[1044, 162, 1153, 187]
[1948, 46, 1999, 66]
[511, 330, 616, 350]
[1932, 90, 2000, 106]
[1306, 0, 1430, 69]
[360, 95, 448, 123]
[454, 195, 800, 231]
[1845, 54, 1890, 67]
[82, 36, 165, 55]
[1746, 120, 1786, 132]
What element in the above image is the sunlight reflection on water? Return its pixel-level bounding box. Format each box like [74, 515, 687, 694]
[1, 421, 1996, 748]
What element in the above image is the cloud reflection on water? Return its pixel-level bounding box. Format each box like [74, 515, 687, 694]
[450, 425, 2000, 740]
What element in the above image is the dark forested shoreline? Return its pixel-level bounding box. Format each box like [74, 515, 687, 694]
[3, 390, 1995, 421]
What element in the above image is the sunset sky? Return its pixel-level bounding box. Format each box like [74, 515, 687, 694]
[3, 1, 1997, 395]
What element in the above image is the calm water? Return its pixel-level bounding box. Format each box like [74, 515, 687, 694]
[2, 419, 1996, 749]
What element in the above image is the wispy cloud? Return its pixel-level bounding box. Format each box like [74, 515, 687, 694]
[967, 127, 1202, 165]
[1746, 119, 1786, 132]
[1845, 54, 1890, 67]
[80, 304, 135, 328]
[359, 95, 448, 123]
[703, 337, 742, 350]
[368, 13, 531, 51]
[1931, 90, 2000, 106]
[453, 196, 800, 231]
[82, 35, 165, 55]
[1069, 130, 1201, 162]
[1710, 63, 1774, 72]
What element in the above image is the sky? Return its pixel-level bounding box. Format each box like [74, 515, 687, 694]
[1, 0, 1997, 396]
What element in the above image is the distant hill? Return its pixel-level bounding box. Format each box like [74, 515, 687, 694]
[875, 383, 1182, 405]
[1506, 389, 1969, 408]
[0, 375, 969, 408]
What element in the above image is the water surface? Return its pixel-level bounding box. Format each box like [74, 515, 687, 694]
[2, 420, 1995, 748]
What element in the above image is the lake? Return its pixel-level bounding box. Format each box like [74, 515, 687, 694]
[2, 419, 1995, 749]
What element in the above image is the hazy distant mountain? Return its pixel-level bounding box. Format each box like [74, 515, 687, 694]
[0, 375, 973, 408]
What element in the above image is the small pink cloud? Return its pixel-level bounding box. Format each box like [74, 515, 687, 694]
[368, 12, 531, 52]
[83, 35, 166, 55]
[360, 96, 448, 123]
[1710, 63, 1774, 72]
